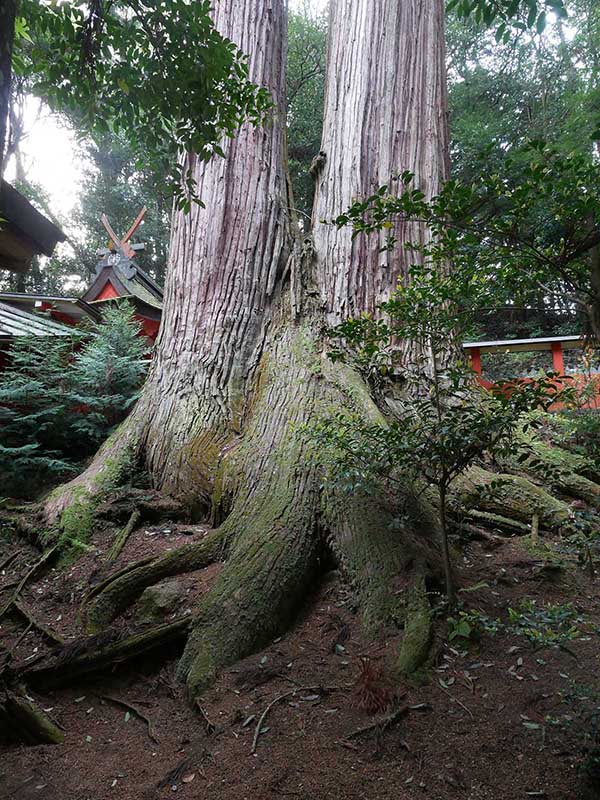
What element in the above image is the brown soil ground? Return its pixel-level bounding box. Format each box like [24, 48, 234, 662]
[1, 515, 599, 800]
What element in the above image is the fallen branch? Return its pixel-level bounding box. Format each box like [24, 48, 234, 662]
[9, 622, 32, 655]
[345, 705, 410, 740]
[251, 685, 342, 754]
[0, 549, 22, 572]
[100, 693, 159, 743]
[13, 598, 65, 645]
[19, 617, 190, 688]
[0, 545, 58, 618]
[107, 510, 141, 564]
[194, 701, 216, 735]
[438, 685, 474, 718]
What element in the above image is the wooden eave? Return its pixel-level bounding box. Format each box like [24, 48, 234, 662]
[0, 292, 101, 323]
[0, 181, 66, 273]
[0, 300, 73, 340]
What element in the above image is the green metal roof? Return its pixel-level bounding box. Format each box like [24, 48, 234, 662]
[0, 301, 73, 339]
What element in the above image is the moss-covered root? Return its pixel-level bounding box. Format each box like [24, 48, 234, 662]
[396, 574, 432, 680]
[85, 531, 226, 633]
[323, 486, 440, 634]
[453, 465, 572, 531]
[0, 691, 65, 745]
[42, 415, 141, 538]
[176, 321, 328, 697]
[21, 618, 190, 689]
[501, 437, 600, 508]
[177, 499, 320, 696]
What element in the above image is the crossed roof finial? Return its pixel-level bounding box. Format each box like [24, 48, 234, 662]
[101, 207, 147, 259]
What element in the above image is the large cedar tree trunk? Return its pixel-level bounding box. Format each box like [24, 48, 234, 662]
[313, 0, 450, 322]
[41, 0, 532, 695]
[43, 0, 450, 695]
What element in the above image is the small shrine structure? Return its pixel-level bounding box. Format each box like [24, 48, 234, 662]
[80, 208, 163, 341]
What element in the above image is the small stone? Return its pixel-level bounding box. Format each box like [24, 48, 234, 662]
[135, 579, 185, 622]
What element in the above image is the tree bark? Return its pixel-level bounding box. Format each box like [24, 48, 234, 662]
[0, 0, 16, 178]
[136, 0, 291, 506]
[312, 0, 450, 322]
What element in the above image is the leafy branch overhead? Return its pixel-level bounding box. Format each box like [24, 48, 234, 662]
[334, 144, 600, 338]
[16, 0, 272, 209]
[447, 0, 568, 40]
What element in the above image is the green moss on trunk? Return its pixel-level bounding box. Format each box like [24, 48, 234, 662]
[397, 574, 432, 681]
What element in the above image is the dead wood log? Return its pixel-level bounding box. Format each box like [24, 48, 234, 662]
[18, 617, 190, 688]
[107, 510, 141, 564]
[0, 690, 64, 745]
[0, 545, 58, 618]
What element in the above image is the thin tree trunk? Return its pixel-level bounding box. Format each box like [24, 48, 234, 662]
[0, 0, 16, 178]
[438, 484, 456, 607]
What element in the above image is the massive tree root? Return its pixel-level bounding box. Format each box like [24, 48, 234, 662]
[34, 317, 444, 697]
[29, 315, 599, 703]
[0, 689, 64, 745]
[86, 531, 226, 632]
[19, 619, 190, 688]
[453, 465, 574, 531]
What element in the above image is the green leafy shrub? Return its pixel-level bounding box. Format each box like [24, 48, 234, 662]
[507, 599, 583, 650]
[0, 302, 148, 497]
[315, 261, 567, 605]
[559, 410, 600, 474]
[447, 601, 584, 652]
[448, 609, 502, 642]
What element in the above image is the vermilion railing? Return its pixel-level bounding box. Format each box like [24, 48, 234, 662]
[463, 336, 600, 410]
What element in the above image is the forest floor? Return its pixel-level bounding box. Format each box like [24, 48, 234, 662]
[1, 512, 599, 800]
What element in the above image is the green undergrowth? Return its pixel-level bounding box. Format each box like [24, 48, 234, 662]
[448, 599, 585, 652]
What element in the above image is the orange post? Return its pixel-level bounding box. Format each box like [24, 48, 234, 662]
[551, 342, 564, 374]
[470, 347, 482, 376]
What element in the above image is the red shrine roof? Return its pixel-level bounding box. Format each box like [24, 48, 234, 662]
[80, 254, 163, 320]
